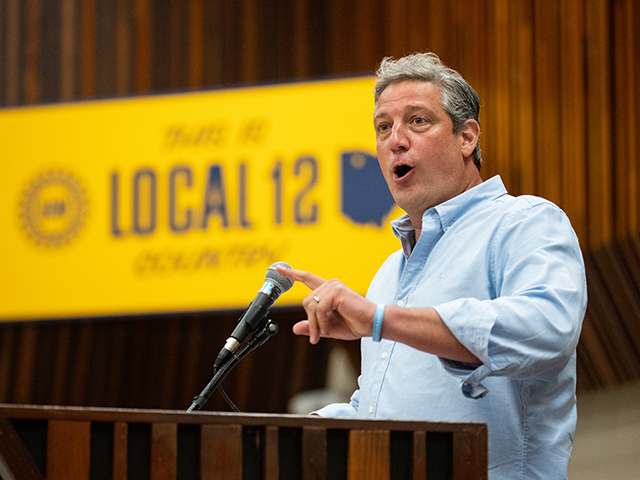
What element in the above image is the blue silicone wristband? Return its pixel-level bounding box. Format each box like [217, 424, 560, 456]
[372, 304, 385, 342]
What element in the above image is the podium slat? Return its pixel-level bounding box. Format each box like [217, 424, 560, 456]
[302, 426, 326, 480]
[113, 421, 128, 480]
[46, 420, 91, 480]
[201, 423, 242, 480]
[452, 428, 488, 480]
[151, 423, 177, 480]
[412, 430, 426, 480]
[264, 426, 279, 480]
[348, 429, 390, 480]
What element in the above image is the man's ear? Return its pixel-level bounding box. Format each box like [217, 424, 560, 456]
[460, 119, 480, 158]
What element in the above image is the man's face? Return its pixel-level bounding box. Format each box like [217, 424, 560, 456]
[374, 81, 480, 223]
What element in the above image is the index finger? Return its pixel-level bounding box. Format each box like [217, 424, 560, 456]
[276, 266, 326, 291]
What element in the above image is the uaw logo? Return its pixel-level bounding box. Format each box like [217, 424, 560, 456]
[341, 150, 396, 227]
[20, 171, 88, 247]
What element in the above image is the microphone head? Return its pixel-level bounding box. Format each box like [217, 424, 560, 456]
[266, 261, 294, 293]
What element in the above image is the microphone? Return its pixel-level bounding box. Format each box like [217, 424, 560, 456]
[213, 261, 294, 371]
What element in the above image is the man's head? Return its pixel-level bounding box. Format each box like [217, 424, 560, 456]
[373, 53, 482, 227]
[374, 52, 482, 169]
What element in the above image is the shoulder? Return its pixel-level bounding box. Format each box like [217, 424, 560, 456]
[501, 194, 573, 227]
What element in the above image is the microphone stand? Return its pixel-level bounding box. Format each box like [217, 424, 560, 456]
[187, 319, 279, 412]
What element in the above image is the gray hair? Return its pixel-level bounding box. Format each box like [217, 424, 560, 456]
[374, 52, 482, 169]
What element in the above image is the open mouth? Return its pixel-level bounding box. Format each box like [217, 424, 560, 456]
[395, 164, 413, 178]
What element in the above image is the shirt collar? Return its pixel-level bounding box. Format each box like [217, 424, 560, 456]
[391, 175, 508, 254]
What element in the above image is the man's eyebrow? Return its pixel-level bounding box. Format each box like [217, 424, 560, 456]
[373, 111, 389, 122]
[374, 104, 435, 123]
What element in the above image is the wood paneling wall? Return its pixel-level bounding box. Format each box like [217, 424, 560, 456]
[1, 0, 639, 409]
[0, 308, 346, 413]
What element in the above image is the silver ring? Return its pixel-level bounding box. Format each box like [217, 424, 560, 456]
[313, 295, 321, 303]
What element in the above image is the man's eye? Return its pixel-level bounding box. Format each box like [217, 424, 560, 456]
[377, 123, 390, 132]
[413, 117, 427, 124]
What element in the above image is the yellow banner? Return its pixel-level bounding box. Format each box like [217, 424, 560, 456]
[0, 77, 403, 320]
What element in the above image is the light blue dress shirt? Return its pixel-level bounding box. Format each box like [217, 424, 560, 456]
[315, 176, 587, 479]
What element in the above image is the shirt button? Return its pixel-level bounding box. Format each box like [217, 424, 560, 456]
[396, 300, 404, 307]
[382, 352, 388, 359]
[369, 406, 374, 413]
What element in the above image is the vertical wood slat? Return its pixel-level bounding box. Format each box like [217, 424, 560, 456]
[412, 430, 426, 480]
[135, 0, 151, 92]
[613, 0, 638, 237]
[586, 0, 613, 248]
[113, 421, 128, 480]
[485, 0, 512, 189]
[60, 0, 76, 101]
[242, 0, 258, 83]
[264, 426, 279, 480]
[452, 429, 488, 480]
[405, 0, 429, 55]
[200, 424, 242, 480]
[80, 0, 96, 99]
[4, 0, 21, 105]
[347, 429, 390, 480]
[115, 0, 131, 95]
[150, 423, 177, 480]
[383, 0, 408, 60]
[51, 323, 72, 405]
[69, 322, 94, 406]
[47, 420, 91, 480]
[302, 426, 327, 480]
[293, 0, 310, 78]
[328, 0, 350, 73]
[559, 0, 588, 242]
[188, 0, 204, 88]
[511, 0, 536, 195]
[24, 0, 40, 104]
[351, 0, 381, 73]
[426, 0, 455, 65]
[14, 325, 38, 404]
[167, 0, 184, 89]
[534, 0, 563, 206]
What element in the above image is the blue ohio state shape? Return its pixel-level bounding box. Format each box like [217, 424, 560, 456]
[341, 150, 396, 227]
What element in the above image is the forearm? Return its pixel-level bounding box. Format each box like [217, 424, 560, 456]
[379, 305, 480, 365]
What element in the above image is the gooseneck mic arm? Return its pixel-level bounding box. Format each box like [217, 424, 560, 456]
[187, 319, 279, 412]
[187, 261, 294, 412]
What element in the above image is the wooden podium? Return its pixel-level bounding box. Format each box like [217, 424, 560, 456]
[0, 404, 486, 480]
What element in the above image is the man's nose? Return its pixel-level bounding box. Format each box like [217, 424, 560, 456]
[389, 124, 409, 151]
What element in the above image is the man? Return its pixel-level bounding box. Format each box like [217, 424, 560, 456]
[277, 52, 586, 479]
